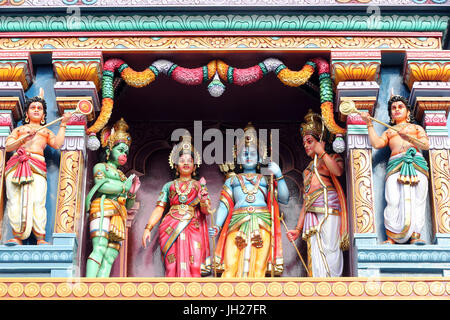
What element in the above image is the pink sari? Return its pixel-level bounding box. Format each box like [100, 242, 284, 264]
[158, 180, 211, 277]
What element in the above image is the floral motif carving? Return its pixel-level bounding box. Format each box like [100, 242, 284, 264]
[349, 149, 375, 233]
[54, 151, 84, 235]
[429, 149, 450, 234]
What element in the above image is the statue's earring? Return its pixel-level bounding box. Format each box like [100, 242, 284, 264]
[106, 150, 110, 161]
[41, 118, 45, 125]
[25, 115, 29, 124]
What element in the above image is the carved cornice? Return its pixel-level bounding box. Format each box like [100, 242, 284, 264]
[0, 51, 33, 91]
[52, 51, 103, 91]
[331, 51, 381, 87]
[404, 51, 450, 91]
[415, 97, 450, 121]
[0, 96, 23, 121]
[0, 36, 442, 52]
[0, 14, 447, 33]
[0, 0, 449, 7]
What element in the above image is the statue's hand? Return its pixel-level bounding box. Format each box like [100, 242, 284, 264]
[312, 139, 325, 157]
[123, 178, 133, 193]
[286, 229, 301, 242]
[360, 112, 372, 126]
[267, 161, 282, 178]
[208, 226, 220, 238]
[129, 176, 141, 194]
[142, 228, 151, 249]
[61, 112, 73, 125]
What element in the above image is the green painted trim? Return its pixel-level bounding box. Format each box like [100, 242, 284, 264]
[0, 127, 11, 136]
[65, 125, 87, 137]
[426, 127, 449, 136]
[0, 14, 447, 33]
[347, 125, 368, 135]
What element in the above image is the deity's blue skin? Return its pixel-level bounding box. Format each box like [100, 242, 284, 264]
[209, 145, 289, 236]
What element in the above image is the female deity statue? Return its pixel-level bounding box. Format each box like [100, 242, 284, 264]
[141, 134, 212, 277]
[360, 94, 430, 244]
[4, 88, 72, 245]
[287, 110, 348, 277]
[209, 123, 289, 278]
[85, 118, 141, 277]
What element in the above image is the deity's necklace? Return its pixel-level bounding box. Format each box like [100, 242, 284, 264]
[105, 163, 126, 181]
[175, 179, 194, 204]
[237, 174, 262, 203]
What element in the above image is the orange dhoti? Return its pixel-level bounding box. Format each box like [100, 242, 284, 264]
[215, 190, 283, 278]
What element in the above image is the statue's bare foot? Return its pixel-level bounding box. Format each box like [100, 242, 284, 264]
[410, 238, 426, 245]
[381, 238, 395, 245]
[410, 233, 425, 245]
[37, 239, 49, 245]
[5, 238, 22, 246]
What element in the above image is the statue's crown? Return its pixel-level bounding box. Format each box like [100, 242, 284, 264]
[300, 109, 323, 139]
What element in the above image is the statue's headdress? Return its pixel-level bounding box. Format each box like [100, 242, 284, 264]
[301, 109, 323, 139]
[100, 118, 132, 151]
[235, 122, 268, 163]
[169, 131, 201, 170]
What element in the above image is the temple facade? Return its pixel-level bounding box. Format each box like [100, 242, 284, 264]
[0, 0, 448, 299]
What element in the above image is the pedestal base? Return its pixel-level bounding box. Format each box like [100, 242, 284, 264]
[354, 233, 450, 277]
[0, 233, 77, 277]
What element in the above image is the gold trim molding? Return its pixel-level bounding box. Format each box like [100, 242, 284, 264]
[0, 36, 442, 52]
[0, 278, 447, 299]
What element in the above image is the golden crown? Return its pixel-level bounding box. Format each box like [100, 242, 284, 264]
[101, 118, 132, 150]
[300, 109, 324, 139]
[168, 132, 202, 169]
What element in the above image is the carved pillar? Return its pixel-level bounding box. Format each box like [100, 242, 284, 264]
[408, 80, 450, 247]
[52, 52, 102, 275]
[332, 50, 381, 276]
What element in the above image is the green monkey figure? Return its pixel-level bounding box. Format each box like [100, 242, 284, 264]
[85, 118, 140, 277]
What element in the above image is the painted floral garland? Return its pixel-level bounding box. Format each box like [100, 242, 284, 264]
[87, 58, 345, 136]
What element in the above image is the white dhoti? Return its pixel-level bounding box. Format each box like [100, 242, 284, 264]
[303, 190, 343, 277]
[5, 171, 47, 240]
[384, 153, 428, 243]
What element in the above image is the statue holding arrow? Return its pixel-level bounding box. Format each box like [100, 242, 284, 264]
[287, 110, 348, 277]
